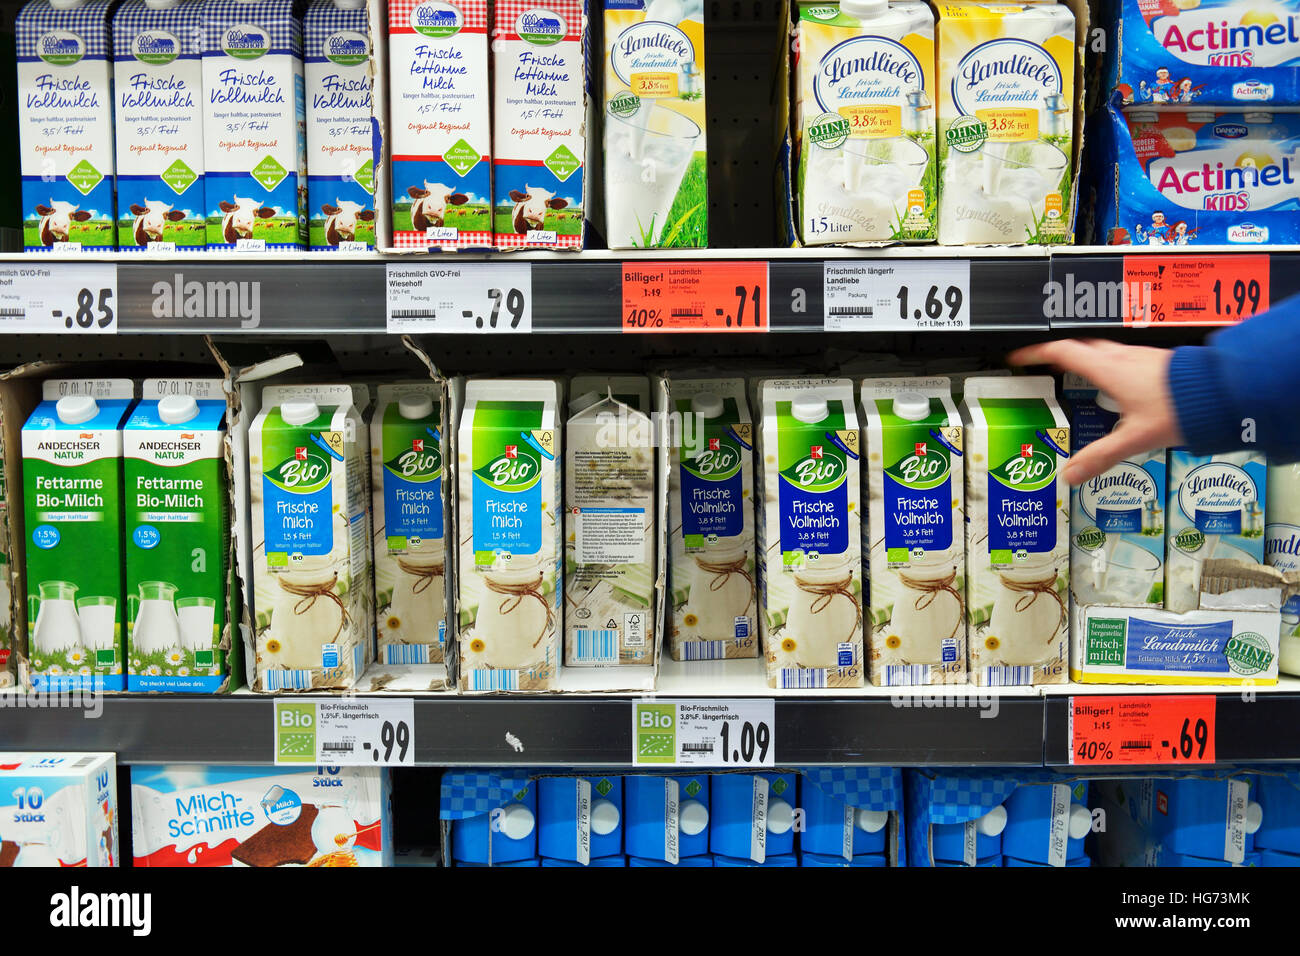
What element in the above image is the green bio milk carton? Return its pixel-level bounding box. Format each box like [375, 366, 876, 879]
[250, 384, 369, 691]
[23, 379, 136, 692]
[123, 379, 230, 692]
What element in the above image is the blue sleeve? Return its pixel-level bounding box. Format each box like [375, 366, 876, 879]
[1168, 293, 1300, 463]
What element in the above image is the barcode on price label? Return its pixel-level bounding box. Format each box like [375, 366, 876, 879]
[387, 262, 532, 333]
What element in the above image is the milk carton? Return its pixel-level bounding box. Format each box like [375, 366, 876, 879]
[124, 380, 230, 692]
[113, 0, 206, 252]
[603, 0, 707, 248]
[491, 0, 587, 250]
[1166, 449, 1266, 613]
[624, 773, 710, 862]
[1065, 375, 1166, 609]
[1002, 780, 1091, 867]
[935, 2, 1075, 245]
[1266, 462, 1300, 675]
[202, 0, 307, 250]
[23, 379, 135, 693]
[17, 0, 116, 251]
[565, 377, 655, 667]
[709, 773, 796, 864]
[388, 0, 492, 250]
[457, 379, 562, 691]
[756, 378, 863, 689]
[795, 0, 936, 244]
[961, 376, 1069, 685]
[1107, 775, 1263, 865]
[450, 780, 537, 864]
[538, 775, 623, 864]
[249, 385, 369, 691]
[371, 382, 446, 665]
[861, 377, 965, 686]
[304, 0, 374, 250]
[667, 377, 757, 662]
[0, 753, 118, 867]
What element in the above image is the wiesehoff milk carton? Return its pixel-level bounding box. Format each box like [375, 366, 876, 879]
[23, 380, 135, 693]
[202, 0, 307, 250]
[113, 0, 207, 252]
[756, 379, 863, 689]
[0, 753, 118, 868]
[17, 0, 116, 251]
[457, 379, 562, 691]
[124, 380, 231, 692]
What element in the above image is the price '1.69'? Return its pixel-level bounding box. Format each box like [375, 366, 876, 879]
[897, 283, 964, 323]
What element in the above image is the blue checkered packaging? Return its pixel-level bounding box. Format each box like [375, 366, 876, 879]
[905, 768, 1022, 867]
[800, 768, 905, 865]
[442, 769, 541, 865]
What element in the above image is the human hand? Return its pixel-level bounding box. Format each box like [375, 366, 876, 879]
[1006, 339, 1182, 485]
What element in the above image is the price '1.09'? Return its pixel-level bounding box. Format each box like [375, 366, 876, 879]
[719, 720, 771, 764]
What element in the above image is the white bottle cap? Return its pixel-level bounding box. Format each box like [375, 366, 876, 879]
[855, 808, 889, 834]
[398, 395, 434, 420]
[679, 799, 709, 836]
[590, 799, 620, 836]
[158, 395, 200, 425]
[498, 803, 535, 841]
[144, 0, 180, 9]
[1096, 391, 1121, 414]
[48, 0, 85, 8]
[893, 391, 931, 422]
[791, 392, 829, 425]
[690, 393, 724, 419]
[569, 390, 604, 416]
[1068, 804, 1092, 840]
[767, 798, 794, 835]
[1245, 800, 1263, 835]
[56, 395, 98, 426]
[841, 0, 888, 17]
[281, 401, 320, 426]
[976, 804, 1007, 837]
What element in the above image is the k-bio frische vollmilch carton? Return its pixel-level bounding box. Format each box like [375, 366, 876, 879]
[113, 0, 207, 252]
[17, 0, 116, 251]
[23, 379, 135, 693]
[0, 752, 118, 867]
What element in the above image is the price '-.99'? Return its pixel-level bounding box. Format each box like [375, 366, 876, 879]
[719, 719, 772, 764]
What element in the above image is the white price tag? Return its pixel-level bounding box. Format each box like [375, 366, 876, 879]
[0, 263, 117, 333]
[387, 261, 533, 333]
[632, 699, 775, 767]
[824, 260, 970, 332]
[274, 698, 415, 766]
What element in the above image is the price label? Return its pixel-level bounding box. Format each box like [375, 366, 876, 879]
[274, 698, 415, 767]
[1069, 695, 1216, 766]
[622, 261, 768, 332]
[823, 260, 970, 331]
[632, 699, 775, 767]
[1122, 254, 1268, 326]
[0, 263, 117, 333]
[386, 262, 532, 333]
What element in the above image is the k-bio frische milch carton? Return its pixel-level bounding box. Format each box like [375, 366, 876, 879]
[202, 0, 307, 250]
[0, 753, 118, 867]
[113, 0, 207, 252]
[388, 0, 493, 250]
[23, 380, 135, 693]
[457, 379, 563, 691]
[861, 377, 966, 686]
[961, 376, 1070, 685]
[249, 385, 369, 691]
[304, 0, 375, 250]
[17, 0, 116, 251]
[124, 380, 231, 692]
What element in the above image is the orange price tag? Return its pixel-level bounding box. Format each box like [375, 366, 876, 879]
[1070, 695, 1216, 766]
[1121, 254, 1268, 326]
[622, 261, 768, 333]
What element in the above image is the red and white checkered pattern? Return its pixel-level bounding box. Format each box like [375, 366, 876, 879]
[491, 0, 583, 41]
[494, 232, 583, 250]
[392, 229, 494, 250]
[389, 0, 487, 34]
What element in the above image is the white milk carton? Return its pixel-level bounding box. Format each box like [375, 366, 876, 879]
[756, 379, 863, 689]
[1267, 462, 1300, 676]
[0, 753, 118, 867]
[304, 0, 375, 250]
[17, 0, 116, 251]
[935, 2, 1075, 245]
[1166, 449, 1266, 613]
[961, 376, 1070, 685]
[564, 376, 656, 666]
[492, 0, 587, 250]
[457, 379, 563, 691]
[371, 382, 446, 665]
[795, 0, 936, 244]
[388, 0, 493, 250]
[667, 377, 757, 662]
[861, 377, 965, 686]
[249, 384, 369, 691]
[113, 0, 206, 252]
[202, 0, 307, 250]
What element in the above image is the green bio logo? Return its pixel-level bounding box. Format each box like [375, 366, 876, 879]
[682, 439, 741, 483]
[386, 442, 441, 483]
[886, 445, 950, 489]
[780, 444, 846, 492]
[1226, 631, 1273, 676]
[993, 448, 1056, 492]
[635, 703, 676, 763]
[266, 449, 332, 493]
[275, 702, 316, 762]
[475, 443, 541, 492]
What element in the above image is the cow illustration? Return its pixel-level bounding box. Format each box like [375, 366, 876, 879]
[129, 200, 186, 246]
[320, 200, 375, 245]
[218, 197, 275, 243]
[34, 200, 91, 246]
[407, 182, 468, 230]
[508, 185, 567, 233]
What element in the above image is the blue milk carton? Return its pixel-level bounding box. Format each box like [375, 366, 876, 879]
[1001, 779, 1092, 866]
[1118, 774, 1263, 864]
[1258, 848, 1300, 866]
[905, 768, 1015, 866]
[538, 775, 623, 864]
[0, 752, 118, 867]
[1254, 771, 1300, 853]
[797, 767, 898, 864]
[624, 774, 709, 863]
[447, 777, 538, 865]
[710, 772, 796, 864]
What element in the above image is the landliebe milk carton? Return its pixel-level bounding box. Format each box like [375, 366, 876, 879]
[249, 385, 370, 691]
[23, 379, 135, 693]
[935, 2, 1076, 245]
[17, 0, 116, 251]
[123, 379, 230, 692]
[1266, 462, 1300, 675]
[0, 753, 118, 867]
[304, 0, 375, 250]
[795, 0, 937, 244]
[113, 0, 207, 252]
[756, 378, 864, 689]
[202, 0, 307, 250]
[492, 0, 587, 250]
[961, 376, 1069, 685]
[457, 379, 563, 691]
[388, 0, 493, 250]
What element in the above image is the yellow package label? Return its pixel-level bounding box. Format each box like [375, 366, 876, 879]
[841, 104, 903, 139]
[975, 107, 1039, 143]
